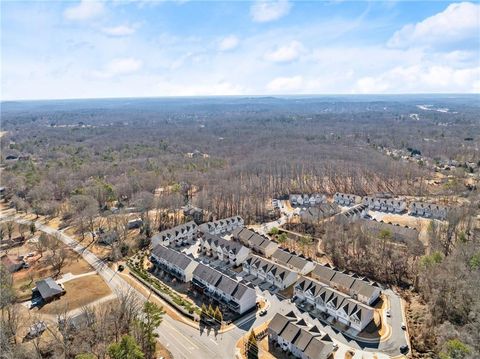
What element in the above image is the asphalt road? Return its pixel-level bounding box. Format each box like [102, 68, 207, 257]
[0, 214, 249, 359]
[1, 212, 409, 358]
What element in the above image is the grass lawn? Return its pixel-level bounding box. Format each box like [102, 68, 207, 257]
[13, 248, 94, 301]
[38, 274, 112, 315]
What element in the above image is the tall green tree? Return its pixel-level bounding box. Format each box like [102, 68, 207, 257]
[107, 335, 144, 359]
[135, 302, 165, 359]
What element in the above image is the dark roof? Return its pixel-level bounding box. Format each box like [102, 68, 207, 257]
[268, 313, 292, 336]
[280, 322, 301, 343]
[193, 263, 223, 286]
[312, 264, 336, 284]
[151, 245, 196, 270]
[293, 328, 315, 352]
[303, 337, 334, 359]
[36, 277, 64, 299]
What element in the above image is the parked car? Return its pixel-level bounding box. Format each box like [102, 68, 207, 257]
[386, 310, 391, 317]
[400, 345, 409, 354]
[30, 297, 43, 309]
[401, 322, 406, 330]
[259, 309, 267, 316]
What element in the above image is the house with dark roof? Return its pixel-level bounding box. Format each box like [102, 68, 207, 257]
[192, 263, 256, 314]
[150, 244, 199, 282]
[198, 216, 244, 235]
[268, 313, 334, 359]
[231, 228, 278, 257]
[271, 249, 315, 275]
[151, 221, 198, 248]
[299, 204, 339, 224]
[33, 277, 65, 303]
[243, 255, 298, 290]
[199, 233, 250, 266]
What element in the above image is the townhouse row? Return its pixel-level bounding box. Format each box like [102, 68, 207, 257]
[409, 202, 447, 220]
[151, 216, 244, 248]
[311, 264, 380, 305]
[268, 311, 334, 359]
[289, 194, 327, 207]
[150, 244, 256, 314]
[335, 193, 449, 220]
[294, 277, 374, 332]
[232, 227, 279, 257]
[198, 233, 250, 266]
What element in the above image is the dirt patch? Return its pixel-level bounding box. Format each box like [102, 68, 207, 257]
[12, 246, 93, 301]
[38, 274, 111, 315]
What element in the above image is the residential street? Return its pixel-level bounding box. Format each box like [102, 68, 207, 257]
[1, 212, 409, 358]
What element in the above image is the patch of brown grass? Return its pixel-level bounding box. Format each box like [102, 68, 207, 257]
[38, 274, 111, 315]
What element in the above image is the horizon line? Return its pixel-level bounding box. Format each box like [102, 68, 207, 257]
[2, 92, 479, 103]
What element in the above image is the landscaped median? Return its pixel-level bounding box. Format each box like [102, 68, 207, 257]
[126, 257, 202, 319]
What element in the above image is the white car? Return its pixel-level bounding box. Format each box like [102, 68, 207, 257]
[386, 310, 391, 317]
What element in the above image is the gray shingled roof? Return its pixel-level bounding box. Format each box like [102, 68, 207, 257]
[193, 263, 223, 286]
[269, 313, 292, 336]
[280, 322, 301, 343]
[331, 272, 356, 290]
[312, 264, 336, 284]
[151, 245, 196, 270]
[36, 277, 64, 300]
[303, 337, 334, 359]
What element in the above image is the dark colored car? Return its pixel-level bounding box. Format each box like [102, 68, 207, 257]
[400, 345, 409, 354]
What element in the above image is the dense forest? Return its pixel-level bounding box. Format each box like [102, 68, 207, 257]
[1, 95, 479, 358]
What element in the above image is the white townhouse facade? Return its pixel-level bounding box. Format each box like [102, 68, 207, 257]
[150, 244, 199, 282]
[409, 202, 448, 220]
[362, 196, 406, 213]
[333, 193, 361, 206]
[199, 233, 250, 266]
[289, 194, 327, 207]
[198, 216, 244, 235]
[311, 264, 381, 306]
[294, 277, 374, 332]
[192, 263, 256, 314]
[243, 255, 298, 290]
[151, 221, 198, 248]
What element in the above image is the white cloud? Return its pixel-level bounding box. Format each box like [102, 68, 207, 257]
[93, 58, 143, 78]
[101, 25, 136, 37]
[388, 2, 480, 48]
[64, 0, 105, 21]
[266, 75, 303, 91]
[354, 64, 480, 93]
[265, 41, 303, 63]
[218, 35, 239, 51]
[250, 0, 292, 23]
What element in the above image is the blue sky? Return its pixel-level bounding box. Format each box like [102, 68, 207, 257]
[1, 0, 479, 100]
